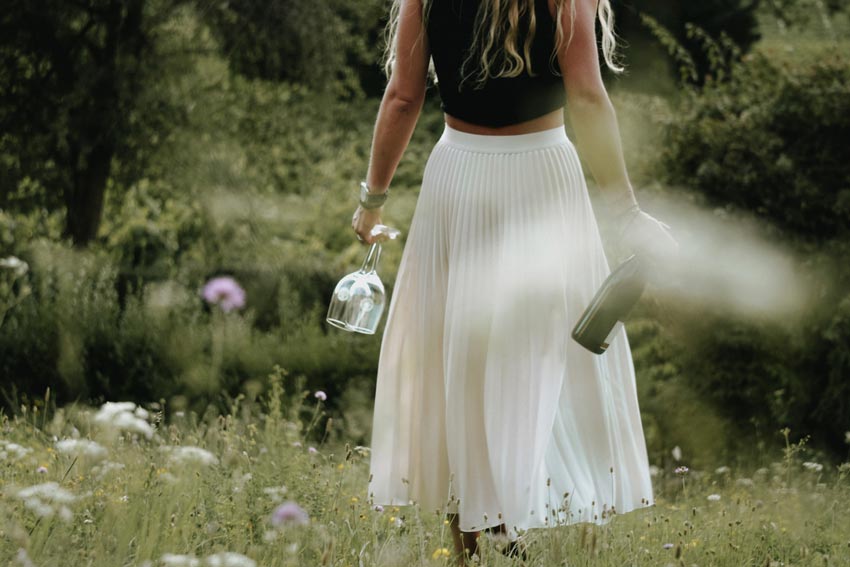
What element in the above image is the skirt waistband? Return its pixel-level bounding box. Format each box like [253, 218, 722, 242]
[438, 123, 571, 153]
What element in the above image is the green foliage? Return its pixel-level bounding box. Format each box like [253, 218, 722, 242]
[610, 0, 760, 91]
[643, 35, 850, 457]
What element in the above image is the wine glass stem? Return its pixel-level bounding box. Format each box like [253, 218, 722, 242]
[360, 243, 382, 274]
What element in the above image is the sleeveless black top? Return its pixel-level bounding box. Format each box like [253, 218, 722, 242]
[425, 0, 565, 127]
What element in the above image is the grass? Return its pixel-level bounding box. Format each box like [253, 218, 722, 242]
[2, 374, 850, 567]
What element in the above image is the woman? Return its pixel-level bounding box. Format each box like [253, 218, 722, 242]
[352, 0, 677, 563]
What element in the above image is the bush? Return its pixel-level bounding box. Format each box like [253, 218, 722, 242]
[646, 41, 850, 457]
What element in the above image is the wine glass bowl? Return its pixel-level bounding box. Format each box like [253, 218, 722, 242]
[326, 224, 401, 335]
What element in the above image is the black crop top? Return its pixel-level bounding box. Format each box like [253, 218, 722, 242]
[425, 0, 566, 127]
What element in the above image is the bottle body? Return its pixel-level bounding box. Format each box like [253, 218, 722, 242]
[571, 255, 647, 354]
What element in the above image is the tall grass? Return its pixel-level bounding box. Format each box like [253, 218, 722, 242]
[2, 373, 849, 566]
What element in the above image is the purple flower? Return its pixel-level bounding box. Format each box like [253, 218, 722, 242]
[202, 276, 246, 312]
[271, 501, 310, 527]
[373, 505, 384, 512]
[314, 390, 327, 402]
[36, 466, 48, 474]
[674, 466, 689, 476]
[308, 446, 318, 455]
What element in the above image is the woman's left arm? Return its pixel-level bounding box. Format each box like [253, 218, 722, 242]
[353, 0, 430, 244]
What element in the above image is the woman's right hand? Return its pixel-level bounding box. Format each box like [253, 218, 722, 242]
[617, 208, 679, 265]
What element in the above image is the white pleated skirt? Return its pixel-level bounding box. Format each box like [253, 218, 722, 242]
[367, 124, 654, 541]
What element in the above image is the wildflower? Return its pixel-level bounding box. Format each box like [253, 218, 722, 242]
[91, 461, 126, 480]
[706, 494, 721, 502]
[735, 478, 754, 487]
[0, 440, 32, 461]
[671, 446, 682, 462]
[262, 485, 288, 503]
[715, 466, 731, 475]
[802, 461, 823, 473]
[648, 465, 660, 477]
[431, 548, 452, 559]
[161, 554, 200, 567]
[15, 548, 37, 567]
[93, 402, 154, 439]
[674, 466, 689, 476]
[202, 276, 246, 312]
[663, 543, 674, 550]
[55, 439, 108, 461]
[374, 505, 384, 512]
[292, 441, 302, 448]
[36, 465, 48, 474]
[165, 446, 219, 467]
[270, 501, 310, 527]
[203, 551, 256, 567]
[308, 446, 318, 454]
[0, 256, 29, 276]
[14, 482, 77, 520]
[314, 390, 327, 401]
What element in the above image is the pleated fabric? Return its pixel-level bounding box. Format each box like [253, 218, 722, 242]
[367, 124, 653, 541]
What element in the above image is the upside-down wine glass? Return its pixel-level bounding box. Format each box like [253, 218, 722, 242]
[326, 224, 402, 334]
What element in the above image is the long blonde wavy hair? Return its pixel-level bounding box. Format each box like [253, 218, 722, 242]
[383, 0, 623, 87]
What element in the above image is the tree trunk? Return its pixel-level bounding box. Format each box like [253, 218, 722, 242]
[63, 140, 114, 247]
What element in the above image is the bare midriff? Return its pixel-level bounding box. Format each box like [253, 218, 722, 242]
[444, 107, 565, 135]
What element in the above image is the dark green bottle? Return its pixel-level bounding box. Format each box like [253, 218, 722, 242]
[571, 255, 647, 355]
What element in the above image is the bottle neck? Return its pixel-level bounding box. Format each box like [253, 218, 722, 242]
[360, 243, 382, 274]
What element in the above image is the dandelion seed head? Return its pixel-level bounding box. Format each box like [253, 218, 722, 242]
[313, 390, 327, 401]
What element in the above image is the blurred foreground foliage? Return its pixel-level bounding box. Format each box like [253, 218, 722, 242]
[1, 1, 850, 470]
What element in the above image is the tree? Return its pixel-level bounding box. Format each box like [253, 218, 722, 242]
[0, 0, 187, 247]
[610, 0, 760, 88]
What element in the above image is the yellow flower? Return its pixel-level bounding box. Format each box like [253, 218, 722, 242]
[389, 516, 396, 523]
[337, 463, 345, 470]
[431, 548, 452, 559]
[443, 519, 450, 525]
[350, 496, 359, 503]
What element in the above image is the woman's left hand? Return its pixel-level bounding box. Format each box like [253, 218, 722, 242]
[352, 205, 383, 245]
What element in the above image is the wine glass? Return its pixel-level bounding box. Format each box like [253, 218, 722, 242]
[326, 224, 402, 334]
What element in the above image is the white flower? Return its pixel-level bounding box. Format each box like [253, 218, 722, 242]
[165, 446, 219, 467]
[802, 461, 823, 473]
[55, 439, 108, 461]
[15, 548, 37, 567]
[0, 440, 32, 461]
[671, 446, 682, 462]
[648, 465, 660, 477]
[262, 485, 289, 503]
[14, 482, 77, 521]
[203, 552, 256, 567]
[715, 466, 731, 475]
[93, 402, 154, 439]
[91, 461, 126, 480]
[0, 256, 29, 276]
[160, 554, 200, 567]
[706, 494, 721, 502]
[353, 445, 371, 456]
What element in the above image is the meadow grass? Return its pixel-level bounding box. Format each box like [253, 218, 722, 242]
[2, 376, 849, 567]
